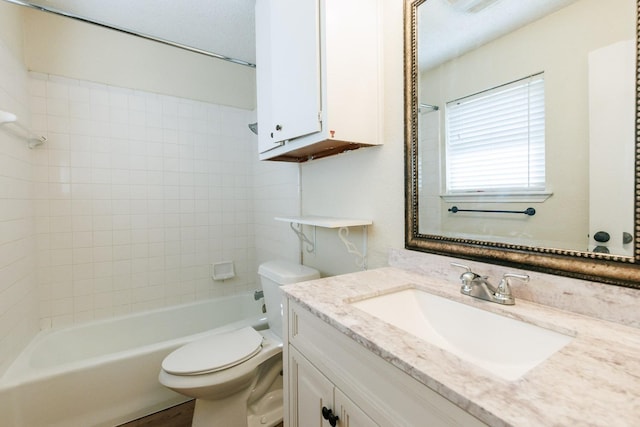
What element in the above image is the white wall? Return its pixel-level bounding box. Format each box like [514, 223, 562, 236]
[29, 73, 259, 328]
[12, 0, 407, 312]
[0, 2, 298, 367]
[299, 0, 405, 277]
[23, 8, 256, 110]
[0, 2, 40, 376]
[252, 160, 301, 268]
[0, 0, 397, 378]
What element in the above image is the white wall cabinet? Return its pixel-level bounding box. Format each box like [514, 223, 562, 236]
[255, 0, 322, 155]
[284, 300, 489, 427]
[255, 0, 383, 162]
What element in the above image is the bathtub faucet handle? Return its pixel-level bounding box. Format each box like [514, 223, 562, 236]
[254, 290, 264, 301]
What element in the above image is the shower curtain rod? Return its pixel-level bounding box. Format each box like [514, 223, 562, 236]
[419, 103, 439, 111]
[0, 110, 47, 148]
[3, 0, 256, 68]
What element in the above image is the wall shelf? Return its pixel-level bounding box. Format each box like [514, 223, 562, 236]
[275, 216, 372, 269]
[275, 216, 372, 228]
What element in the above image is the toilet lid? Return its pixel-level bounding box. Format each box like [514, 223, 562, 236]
[162, 327, 263, 375]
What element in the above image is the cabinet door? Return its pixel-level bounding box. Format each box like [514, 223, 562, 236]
[289, 347, 334, 427]
[335, 388, 379, 427]
[255, 0, 275, 153]
[256, 0, 322, 152]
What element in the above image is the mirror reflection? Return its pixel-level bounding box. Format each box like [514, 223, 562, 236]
[416, 0, 635, 256]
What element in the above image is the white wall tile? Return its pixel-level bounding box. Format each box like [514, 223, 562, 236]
[28, 74, 268, 325]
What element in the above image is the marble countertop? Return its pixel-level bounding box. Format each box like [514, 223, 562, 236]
[281, 266, 640, 427]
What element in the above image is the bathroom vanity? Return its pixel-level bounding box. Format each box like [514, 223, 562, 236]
[281, 266, 640, 427]
[284, 294, 486, 426]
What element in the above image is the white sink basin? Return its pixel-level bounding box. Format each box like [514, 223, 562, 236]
[350, 288, 573, 381]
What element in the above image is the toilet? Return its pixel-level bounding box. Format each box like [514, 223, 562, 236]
[158, 260, 320, 427]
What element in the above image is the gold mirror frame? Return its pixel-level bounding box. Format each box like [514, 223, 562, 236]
[403, 0, 640, 289]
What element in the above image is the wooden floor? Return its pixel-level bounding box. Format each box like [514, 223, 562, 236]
[118, 401, 195, 427]
[118, 400, 283, 427]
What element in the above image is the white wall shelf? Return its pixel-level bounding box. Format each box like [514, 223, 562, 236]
[275, 216, 372, 269]
[275, 216, 372, 228]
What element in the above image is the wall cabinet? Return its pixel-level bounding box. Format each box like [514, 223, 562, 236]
[284, 300, 488, 427]
[255, 0, 383, 162]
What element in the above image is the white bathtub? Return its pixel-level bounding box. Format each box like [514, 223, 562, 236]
[0, 294, 267, 427]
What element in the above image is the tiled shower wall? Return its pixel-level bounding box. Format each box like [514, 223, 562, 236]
[253, 159, 301, 267]
[0, 37, 39, 375]
[29, 73, 258, 329]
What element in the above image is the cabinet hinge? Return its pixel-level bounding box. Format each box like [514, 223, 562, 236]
[318, 111, 323, 123]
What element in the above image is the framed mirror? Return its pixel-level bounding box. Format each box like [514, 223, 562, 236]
[404, 0, 640, 289]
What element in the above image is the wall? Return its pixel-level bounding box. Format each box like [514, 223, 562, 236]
[17, 0, 406, 284]
[252, 159, 301, 268]
[0, 2, 40, 376]
[299, 0, 405, 277]
[420, 0, 634, 251]
[12, 0, 406, 318]
[28, 73, 260, 328]
[0, 2, 299, 348]
[22, 8, 256, 110]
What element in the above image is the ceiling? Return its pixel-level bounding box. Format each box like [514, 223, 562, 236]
[20, 0, 257, 66]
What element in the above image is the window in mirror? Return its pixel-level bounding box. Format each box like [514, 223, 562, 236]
[445, 73, 545, 195]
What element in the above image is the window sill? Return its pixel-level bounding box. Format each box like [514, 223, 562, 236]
[440, 191, 553, 203]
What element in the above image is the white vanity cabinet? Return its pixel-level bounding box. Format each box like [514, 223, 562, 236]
[289, 346, 378, 427]
[284, 300, 488, 427]
[255, 0, 383, 162]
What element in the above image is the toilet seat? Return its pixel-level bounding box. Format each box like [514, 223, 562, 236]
[162, 326, 264, 375]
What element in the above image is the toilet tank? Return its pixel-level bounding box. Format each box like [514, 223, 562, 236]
[258, 260, 320, 339]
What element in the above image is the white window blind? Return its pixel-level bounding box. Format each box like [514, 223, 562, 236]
[445, 73, 545, 193]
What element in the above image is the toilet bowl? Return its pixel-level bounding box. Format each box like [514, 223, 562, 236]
[158, 260, 320, 427]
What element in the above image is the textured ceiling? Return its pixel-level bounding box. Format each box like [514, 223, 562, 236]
[25, 0, 257, 65]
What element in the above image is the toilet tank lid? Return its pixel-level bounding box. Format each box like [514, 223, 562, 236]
[258, 260, 320, 285]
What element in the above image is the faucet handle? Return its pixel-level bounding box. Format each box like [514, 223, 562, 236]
[450, 262, 480, 292]
[502, 273, 530, 284]
[450, 262, 470, 271]
[494, 273, 529, 305]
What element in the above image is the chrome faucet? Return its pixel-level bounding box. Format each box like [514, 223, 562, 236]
[451, 263, 529, 305]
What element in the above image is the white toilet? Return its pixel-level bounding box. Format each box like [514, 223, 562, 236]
[158, 260, 320, 427]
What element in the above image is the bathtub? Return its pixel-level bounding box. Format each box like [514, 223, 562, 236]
[0, 294, 267, 427]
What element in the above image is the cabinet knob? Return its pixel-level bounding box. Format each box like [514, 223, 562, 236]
[322, 406, 339, 426]
[593, 231, 610, 242]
